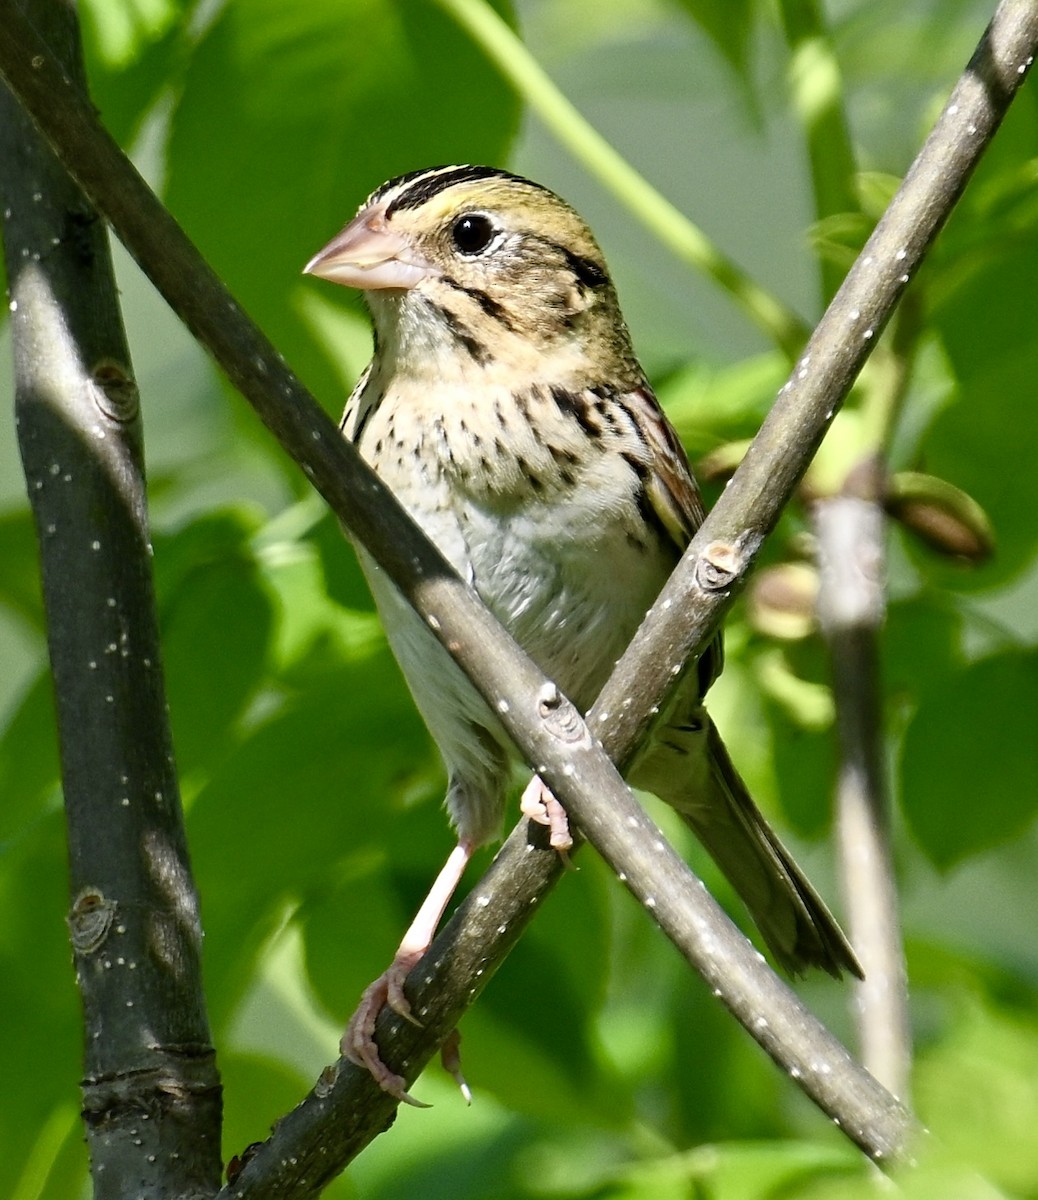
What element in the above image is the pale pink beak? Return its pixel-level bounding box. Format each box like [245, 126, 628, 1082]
[303, 203, 434, 291]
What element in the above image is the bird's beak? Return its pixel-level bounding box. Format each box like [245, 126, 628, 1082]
[303, 203, 434, 291]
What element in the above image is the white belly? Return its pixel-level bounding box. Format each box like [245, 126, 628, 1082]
[346, 373, 675, 843]
[460, 497, 667, 709]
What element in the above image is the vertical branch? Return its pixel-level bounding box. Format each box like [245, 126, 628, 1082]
[814, 468, 911, 1102]
[0, 2, 221, 1195]
[781, 0, 911, 1101]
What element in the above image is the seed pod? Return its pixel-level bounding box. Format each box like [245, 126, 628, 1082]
[747, 562, 819, 640]
[885, 471, 994, 564]
[695, 439, 751, 484]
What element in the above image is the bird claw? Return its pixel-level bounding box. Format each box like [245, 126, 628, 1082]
[341, 956, 429, 1107]
[384, 961, 424, 1027]
[340, 968, 473, 1107]
[520, 776, 574, 853]
[440, 1028, 472, 1104]
[339, 840, 480, 1106]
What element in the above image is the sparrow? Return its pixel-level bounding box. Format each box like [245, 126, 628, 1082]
[305, 164, 860, 1103]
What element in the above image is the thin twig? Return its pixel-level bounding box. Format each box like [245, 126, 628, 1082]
[0, 2, 221, 1195]
[815, 291, 923, 1101]
[816, 481, 912, 1103]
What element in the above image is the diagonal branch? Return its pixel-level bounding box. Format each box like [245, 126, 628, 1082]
[1, 0, 1034, 1191]
[586, 0, 1038, 771]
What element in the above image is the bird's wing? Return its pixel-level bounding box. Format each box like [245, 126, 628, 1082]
[624, 384, 724, 696]
[625, 385, 707, 549]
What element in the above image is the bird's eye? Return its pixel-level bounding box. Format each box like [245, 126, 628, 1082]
[450, 213, 497, 256]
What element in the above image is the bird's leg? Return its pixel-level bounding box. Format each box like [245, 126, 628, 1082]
[341, 839, 474, 1106]
[519, 775, 574, 853]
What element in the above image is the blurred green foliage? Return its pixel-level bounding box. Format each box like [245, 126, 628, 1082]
[2, 1, 1037, 1197]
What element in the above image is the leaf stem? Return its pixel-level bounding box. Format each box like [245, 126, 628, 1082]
[778, 0, 860, 306]
[437, 0, 810, 357]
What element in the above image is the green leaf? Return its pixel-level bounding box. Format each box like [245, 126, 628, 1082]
[670, 972, 790, 1143]
[255, 517, 383, 680]
[763, 698, 835, 838]
[0, 813, 87, 1200]
[901, 651, 1038, 868]
[309, 508, 376, 614]
[158, 513, 275, 781]
[0, 671, 60, 841]
[657, 352, 786, 455]
[920, 88, 1038, 587]
[219, 1052, 313, 1177]
[80, 0, 184, 68]
[916, 995, 1038, 1196]
[0, 508, 44, 631]
[80, 0, 190, 146]
[153, 506, 266, 600]
[165, 0, 520, 407]
[671, 1140, 858, 1200]
[883, 595, 963, 710]
[297, 790, 453, 1033]
[467, 854, 617, 1122]
[671, 0, 757, 92]
[919, 320, 1038, 588]
[188, 649, 428, 1029]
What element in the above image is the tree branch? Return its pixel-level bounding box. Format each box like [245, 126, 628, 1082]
[816, 477, 911, 1103]
[586, 0, 1038, 775]
[2, 0, 1034, 1191]
[0, 2, 221, 1195]
[783, 0, 913, 1103]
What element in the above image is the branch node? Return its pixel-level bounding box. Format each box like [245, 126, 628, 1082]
[696, 539, 744, 592]
[68, 886, 118, 953]
[536, 681, 562, 714]
[314, 1064, 339, 1099]
[90, 357, 139, 422]
[537, 682, 589, 746]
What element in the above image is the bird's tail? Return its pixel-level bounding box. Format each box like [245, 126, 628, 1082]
[631, 711, 862, 980]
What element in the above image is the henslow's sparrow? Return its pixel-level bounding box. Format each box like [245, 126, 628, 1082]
[305, 165, 860, 1101]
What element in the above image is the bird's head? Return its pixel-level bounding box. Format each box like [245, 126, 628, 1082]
[305, 165, 638, 386]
